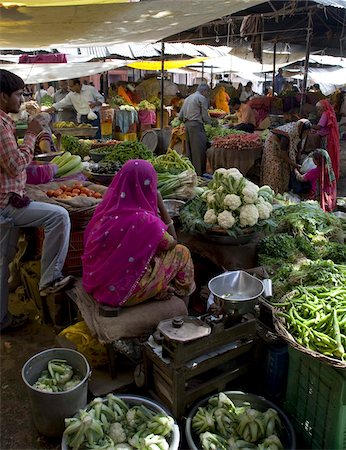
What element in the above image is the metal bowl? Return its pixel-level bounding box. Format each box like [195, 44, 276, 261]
[185, 391, 296, 450]
[89, 150, 110, 163]
[61, 394, 180, 450]
[208, 270, 264, 315]
[89, 172, 115, 186]
[163, 199, 185, 218]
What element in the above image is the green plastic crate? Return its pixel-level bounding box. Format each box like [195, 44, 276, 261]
[284, 347, 346, 450]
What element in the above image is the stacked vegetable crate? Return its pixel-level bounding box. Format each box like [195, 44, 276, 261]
[284, 347, 346, 449]
[144, 318, 257, 419]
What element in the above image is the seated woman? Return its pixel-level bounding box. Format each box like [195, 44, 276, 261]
[82, 160, 195, 308]
[294, 149, 336, 212]
[33, 112, 56, 154]
[229, 98, 256, 133]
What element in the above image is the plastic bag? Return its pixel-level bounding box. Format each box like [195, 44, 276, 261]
[59, 321, 108, 368]
[301, 155, 316, 174]
[87, 110, 97, 121]
[26, 162, 58, 184]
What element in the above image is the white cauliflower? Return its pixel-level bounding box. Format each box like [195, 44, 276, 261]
[242, 181, 259, 204]
[256, 201, 273, 220]
[109, 422, 127, 444]
[204, 209, 218, 224]
[207, 192, 216, 205]
[227, 168, 243, 181]
[217, 210, 236, 229]
[224, 194, 242, 211]
[214, 168, 228, 176]
[239, 204, 259, 227]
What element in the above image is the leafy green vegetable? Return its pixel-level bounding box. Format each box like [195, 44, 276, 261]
[103, 141, 153, 164]
[204, 124, 245, 141]
[180, 195, 211, 233]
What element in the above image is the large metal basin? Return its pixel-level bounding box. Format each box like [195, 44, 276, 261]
[208, 270, 264, 315]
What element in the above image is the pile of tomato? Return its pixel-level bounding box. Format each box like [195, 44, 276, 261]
[46, 183, 103, 200]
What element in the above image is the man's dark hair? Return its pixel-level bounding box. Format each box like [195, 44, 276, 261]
[70, 78, 81, 85]
[229, 98, 241, 107]
[0, 69, 25, 95]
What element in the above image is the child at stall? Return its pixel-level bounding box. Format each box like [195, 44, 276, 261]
[294, 148, 336, 211]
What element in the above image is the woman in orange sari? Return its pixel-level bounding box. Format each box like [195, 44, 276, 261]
[214, 86, 230, 114]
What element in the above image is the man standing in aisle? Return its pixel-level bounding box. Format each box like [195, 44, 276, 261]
[49, 78, 104, 139]
[178, 83, 212, 175]
[0, 69, 73, 332]
[274, 68, 285, 94]
[53, 80, 77, 123]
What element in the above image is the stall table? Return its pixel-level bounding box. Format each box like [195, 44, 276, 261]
[206, 144, 262, 176]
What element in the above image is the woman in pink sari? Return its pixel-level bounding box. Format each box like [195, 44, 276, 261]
[314, 99, 340, 181]
[82, 159, 195, 307]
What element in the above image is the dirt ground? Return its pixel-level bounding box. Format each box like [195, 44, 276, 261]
[1, 139, 346, 450]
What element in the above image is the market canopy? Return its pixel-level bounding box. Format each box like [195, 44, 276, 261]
[0, 0, 265, 48]
[0, 61, 127, 83]
[127, 57, 208, 71]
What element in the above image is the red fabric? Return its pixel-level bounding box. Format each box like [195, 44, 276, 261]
[138, 109, 156, 125]
[19, 54, 67, 64]
[319, 99, 340, 180]
[0, 110, 36, 208]
[82, 160, 168, 306]
[320, 158, 336, 212]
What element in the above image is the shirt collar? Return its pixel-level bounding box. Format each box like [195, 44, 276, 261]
[0, 109, 15, 128]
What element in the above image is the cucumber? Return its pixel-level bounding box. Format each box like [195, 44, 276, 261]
[56, 155, 81, 177]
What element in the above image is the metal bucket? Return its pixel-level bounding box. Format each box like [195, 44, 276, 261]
[22, 348, 90, 437]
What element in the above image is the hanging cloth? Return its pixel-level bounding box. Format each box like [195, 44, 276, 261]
[240, 15, 263, 63]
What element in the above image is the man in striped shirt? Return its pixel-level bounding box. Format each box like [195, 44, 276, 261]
[0, 70, 73, 332]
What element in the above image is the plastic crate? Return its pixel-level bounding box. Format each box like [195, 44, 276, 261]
[36, 229, 84, 275]
[284, 347, 346, 450]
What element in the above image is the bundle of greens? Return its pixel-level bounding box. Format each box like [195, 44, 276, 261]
[61, 135, 92, 158]
[63, 394, 175, 450]
[180, 195, 211, 234]
[33, 359, 82, 392]
[191, 392, 284, 450]
[157, 170, 197, 200]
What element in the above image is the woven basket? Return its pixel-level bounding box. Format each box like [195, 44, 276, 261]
[69, 205, 98, 231]
[273, 310, 346, 370]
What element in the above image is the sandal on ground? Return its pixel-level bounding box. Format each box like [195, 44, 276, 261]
[40, 275, 75, 296]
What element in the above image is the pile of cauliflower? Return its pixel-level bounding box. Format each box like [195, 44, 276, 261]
[202, 168, 275, 230]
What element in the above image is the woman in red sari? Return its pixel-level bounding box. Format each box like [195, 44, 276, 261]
[82, 160, 195, 307]
[314, 99, 340, 181]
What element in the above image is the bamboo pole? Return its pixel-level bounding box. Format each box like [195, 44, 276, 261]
[160, 41, 165, 130]
[299, 12, 313, 116]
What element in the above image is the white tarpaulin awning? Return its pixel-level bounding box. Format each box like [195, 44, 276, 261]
[313, 0, 346, 8]
[0, 61, 127, 83]
[0, 0, 265, 49]
[0, 54, 96, 63]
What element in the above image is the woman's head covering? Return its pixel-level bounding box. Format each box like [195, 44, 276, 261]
[316, 99, 340, 180]
[271, 119, 311, 161]
[314, 148, 336, 183]
[82, 159, 168, 306]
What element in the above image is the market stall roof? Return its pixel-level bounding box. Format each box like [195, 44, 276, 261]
[127, 57, 208, 71]
[53, 43, 231, 59]
[0, 0, 265, 49]
[0, 61, 127, 83]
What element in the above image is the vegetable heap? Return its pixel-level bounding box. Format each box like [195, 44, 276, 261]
[63, 394, 175, 450]
[91, 161, 122, 175]
[212, 134, 262, 152]
[192, 392, 284, 450]
[257, 202, 345, 266]
[103, 142, 153, 164]
[186, 168, 275, 235]
[151, 149, 195, 175]
[204, 125, 245, 141]
[272, 260, 346, 362]
[46, 183, 103, 200]
[33, 359, 82, 392]
[138, 100, 156, 111]
[51, 152, 83, 178]
[61, 136, 93, 158]
[157, 170, 197, 200]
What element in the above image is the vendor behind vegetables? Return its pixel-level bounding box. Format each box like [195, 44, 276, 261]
[46, 78, 104, 139]
[229, 98, 256, 133]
